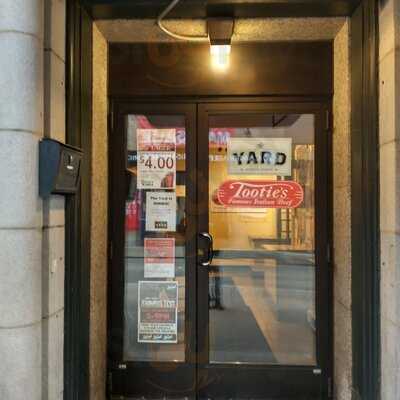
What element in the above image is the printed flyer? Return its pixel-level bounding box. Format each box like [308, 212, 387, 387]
[227, 137, 292, 176]
[145, 192, 176, 232]
[144, 238, 175, 278]
[137, 281, 178, 343]
[137, 129, 176, 189]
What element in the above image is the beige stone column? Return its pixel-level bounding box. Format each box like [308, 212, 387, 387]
[90, 24, 108, 400]
[333, 21, 352, 400]
[42, 1, 66, 399]
[379, 1, 400, 399]
[0, 1, 44, 399]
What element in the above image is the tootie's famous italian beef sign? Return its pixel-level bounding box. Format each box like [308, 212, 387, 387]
[213, 180, 304, 208]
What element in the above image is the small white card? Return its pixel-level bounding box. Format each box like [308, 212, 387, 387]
[145, 192, 176, 232]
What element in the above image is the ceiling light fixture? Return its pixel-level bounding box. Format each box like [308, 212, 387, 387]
[207, 18, 234, 70]
[157, 0, 234, 70]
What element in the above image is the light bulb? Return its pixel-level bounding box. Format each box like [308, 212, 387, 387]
[210, 44, 231, 70]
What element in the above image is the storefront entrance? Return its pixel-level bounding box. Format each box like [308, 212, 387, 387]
[108, 100, 331, 399]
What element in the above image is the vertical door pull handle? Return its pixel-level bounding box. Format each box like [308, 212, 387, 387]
[199, 232, 214, 267]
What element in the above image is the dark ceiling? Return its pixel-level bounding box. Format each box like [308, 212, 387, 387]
[82, 0, 362, 20]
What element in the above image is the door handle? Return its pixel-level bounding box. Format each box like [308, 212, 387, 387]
[199, 232, 214, 267]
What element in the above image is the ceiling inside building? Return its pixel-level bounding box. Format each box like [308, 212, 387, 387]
[96, 17, 346, 42]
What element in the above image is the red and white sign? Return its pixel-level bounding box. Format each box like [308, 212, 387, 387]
[213, 180, 304, 208]
[144, 238, 175, 278]
[137, 129, 176, 151]
[137, 129, 176, 189]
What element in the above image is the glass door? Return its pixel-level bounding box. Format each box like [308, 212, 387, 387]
[108, 103, 198, 399]
[197, 102, 331, 399]
[109, 101, 332, 400]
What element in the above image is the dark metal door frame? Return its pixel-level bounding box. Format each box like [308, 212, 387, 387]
[108, 102, 198, 399]
[196, 100, 332, 400]
[350, 2, 380, 399]
[107, 97, 332, 400]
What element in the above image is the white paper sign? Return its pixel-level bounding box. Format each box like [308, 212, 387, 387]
[145, 192, 176, 232]
[144, 238, 175, 278]
[227, 138, 292, 176]
[137, 129, 176, 189]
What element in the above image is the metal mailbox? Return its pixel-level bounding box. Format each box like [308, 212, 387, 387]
[39, 139, 83, 197]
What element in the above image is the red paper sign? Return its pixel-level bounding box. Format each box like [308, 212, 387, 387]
[144, 238, 175, 265]
[214, 180, 304, 208]
[125, 199, 139, 231]
[144, 238, 175, 278]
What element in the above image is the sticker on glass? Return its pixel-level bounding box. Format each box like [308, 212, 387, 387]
[227, 138, 292, 176]
[213, 180, 304, 208]
[138, 281, 178, 343]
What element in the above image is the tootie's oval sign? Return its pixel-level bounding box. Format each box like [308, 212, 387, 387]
[214, 180, 304, 208]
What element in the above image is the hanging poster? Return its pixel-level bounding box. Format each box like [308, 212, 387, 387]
[214, 180, 304, 208]
[138, 281, 178, 343]
[227, 138, 292, 176]
[145, 192, 176, 232]
[144, 238, 175, 278]
[137, 129, 176, 189]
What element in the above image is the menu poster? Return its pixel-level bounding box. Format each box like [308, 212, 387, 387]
[144, 238, 175, 278]
[137, 129, 176, 189]
[145, 192, 176, 232]
[138, 281, 178, 343]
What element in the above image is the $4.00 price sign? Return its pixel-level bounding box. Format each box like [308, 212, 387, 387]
[140, 152, 175, 170]
[137, 152, 176, 189]
[137, 128, 177, 189]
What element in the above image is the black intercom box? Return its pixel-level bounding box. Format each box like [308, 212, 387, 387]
[39, 139, 83, 197]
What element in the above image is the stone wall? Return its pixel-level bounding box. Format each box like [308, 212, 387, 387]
[0, 0, 44, 399]
[42, 1, 66, 398]
[333, 22, 352, 400]
[90, 23, 108, 400]
[379, 0, 400, 399]
[0, 1, 66, 399]
[96, 18, 345, 42]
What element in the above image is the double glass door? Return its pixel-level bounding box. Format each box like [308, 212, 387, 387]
[109, 101, 331, 399]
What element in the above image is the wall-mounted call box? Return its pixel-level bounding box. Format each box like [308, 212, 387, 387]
[39, 139, 83, 198]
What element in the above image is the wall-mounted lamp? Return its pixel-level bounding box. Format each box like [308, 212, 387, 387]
[208, 18, 234, 70]
[157, 0, 234, 70]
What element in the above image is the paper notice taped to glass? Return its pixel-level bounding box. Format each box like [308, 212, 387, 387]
[145, 192, 176, 232]
[144, 238, 175, 278]
[138, 281, 178, 343]
[137, 129, 176, 189]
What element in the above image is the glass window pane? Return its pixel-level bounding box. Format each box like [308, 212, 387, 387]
[208, 113, 316, 365]
[123, 114, 186, 362]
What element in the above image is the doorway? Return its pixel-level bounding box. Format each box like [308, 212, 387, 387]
[108, 100, 331, 399]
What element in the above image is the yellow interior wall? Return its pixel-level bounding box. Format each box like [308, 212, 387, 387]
[208, 147, 277, 250]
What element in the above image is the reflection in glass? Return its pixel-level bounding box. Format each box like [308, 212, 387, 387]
[208, 114, 316, 365]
